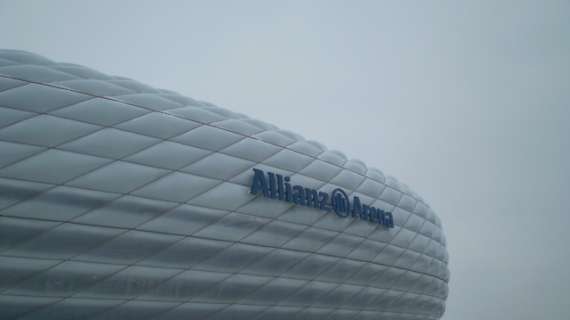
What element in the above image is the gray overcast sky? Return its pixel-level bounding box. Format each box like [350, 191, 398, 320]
[1, 1, 569, 319]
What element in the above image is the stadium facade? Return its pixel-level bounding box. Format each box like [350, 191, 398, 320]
[0, 50, 449, 320]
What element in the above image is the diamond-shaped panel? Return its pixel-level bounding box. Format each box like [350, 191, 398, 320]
[0, 49, 449, 320]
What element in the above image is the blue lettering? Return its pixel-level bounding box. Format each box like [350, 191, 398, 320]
[318, 192, 330, 211]
[292, 185, 306, 205]
[250, 169, 393, 228]
[250, 168, 268, 196]
[305, 188, 319, 208]
[351, 196, 362, 218]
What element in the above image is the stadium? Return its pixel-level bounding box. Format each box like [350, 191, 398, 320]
[0, 49, 449, 320]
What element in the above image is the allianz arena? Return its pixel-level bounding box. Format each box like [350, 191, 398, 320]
[0, 50, 449, 320]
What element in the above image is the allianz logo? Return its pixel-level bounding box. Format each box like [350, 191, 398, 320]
[250, 168, 394, 228]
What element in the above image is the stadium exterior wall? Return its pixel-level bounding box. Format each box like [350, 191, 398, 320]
[0, 50, 449, 320]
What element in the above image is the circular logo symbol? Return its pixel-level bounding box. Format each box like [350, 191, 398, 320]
[331, 188, 350, 217]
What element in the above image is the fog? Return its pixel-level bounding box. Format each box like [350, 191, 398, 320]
[1, 1, 569, 318]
